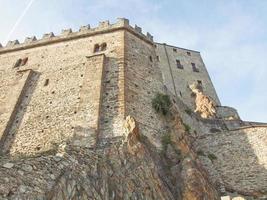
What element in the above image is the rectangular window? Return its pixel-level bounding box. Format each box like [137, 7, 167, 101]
[21, 57, 28, 66]
[197, 80, 202, 85]
[14, 59, 22, 68]
[173, 48, 177, 52]
[156, 56, 160, 61]
[176, 60, 183, 69]
[187, 51, 191, 56]
[192, 63, 199, 72]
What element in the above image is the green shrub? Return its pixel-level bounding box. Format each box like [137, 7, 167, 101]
[183, 123, 191, 132]
[185, 109, 192, 115]
[208, 153, 217, 162]
[161, 133, 171, 152]
[197, 150, 205, 156]
[152, 93, 171, 116]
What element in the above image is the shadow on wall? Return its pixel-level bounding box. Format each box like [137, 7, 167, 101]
[196, 125, 267, 198]
[0, 71, 40, 156]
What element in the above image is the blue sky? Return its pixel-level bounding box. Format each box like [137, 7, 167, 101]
[1, 0, 267, 122]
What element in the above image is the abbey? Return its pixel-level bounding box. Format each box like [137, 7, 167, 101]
[0, 18, 266, 200]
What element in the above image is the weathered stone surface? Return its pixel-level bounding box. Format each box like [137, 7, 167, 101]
[3, 163, 14, 169]
[190, 82, 217, 118]
[0, 18, 266, 200]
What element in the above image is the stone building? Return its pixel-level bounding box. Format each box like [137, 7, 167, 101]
[0, 18, 266, 200]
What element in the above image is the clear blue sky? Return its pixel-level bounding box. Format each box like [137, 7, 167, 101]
[1, 0, 267, 122]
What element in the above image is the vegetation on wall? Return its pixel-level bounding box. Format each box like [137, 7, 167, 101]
[152, 93, 171, 116]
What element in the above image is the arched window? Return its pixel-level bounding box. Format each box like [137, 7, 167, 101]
[94, 44, 100, 53]
[101, 43, 107, 51]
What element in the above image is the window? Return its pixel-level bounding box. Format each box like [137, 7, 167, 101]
[149, 56, 153, 62]
[173, 48, 177, 52]
[100, 43, 107, 51]
[14, 59, 22, 68]
[44, 79, 49, 86]
[187, 51, 191, 56]
[156, 56, 160, 62]
[176, 60, 183, 69]
[94, 44, 100, 53]
[21, 57, 28, 66]
[197, 80, 202, 85]
[192, 63, 199, 72]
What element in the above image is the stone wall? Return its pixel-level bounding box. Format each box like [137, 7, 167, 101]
[125, 31, 166, 148]
[0, 30, 125, 157]
[156, 43, 221, 111]
[195, 127, 267, 197]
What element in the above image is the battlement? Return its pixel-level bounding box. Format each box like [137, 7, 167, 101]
[0, 18, 154, 54]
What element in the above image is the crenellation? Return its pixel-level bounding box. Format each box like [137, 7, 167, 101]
[146, 32, 153, 41]
[79, 25, 90, 32]
[98, 20, 110, 28]
[6, 40, 19, 47]
[116, 17, 129, 26]
[24, 36, 37, 44]
[42, 32, 55, 39]
[134, 25, 142, 33]
[0, 18, 155, 53]
[61, 28, 72, 36]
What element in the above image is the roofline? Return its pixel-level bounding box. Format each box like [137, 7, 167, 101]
[155, 42, 200, 53]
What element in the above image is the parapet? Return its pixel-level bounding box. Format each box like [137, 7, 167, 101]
[42, 32, 55, 39]
[0, 18, 154, 53]
[61, 29, 72, 36]
[24, 36, 37, 44]
[6, 40, 19, 47]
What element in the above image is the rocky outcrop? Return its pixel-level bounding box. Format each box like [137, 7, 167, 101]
[190, 83, 217, 119]
[0, 112, 220, 199]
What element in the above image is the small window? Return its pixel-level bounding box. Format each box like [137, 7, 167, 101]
[94, 44, 100, 53]
[149, 56, 153, 62]
[192, 63, 199, 72]
[176, 60, 183, 69]
[44, 79, 49, 86]
[187, 51, 191, 56]
[173, 48, 177, 52]
[197, 80, 202, 85]
[14, 59, 22, 68]
[180, 91, 182, 97]
[100, 43, 107, 51]
[156, 56, 160, 61]
[21, 57, 28, 66]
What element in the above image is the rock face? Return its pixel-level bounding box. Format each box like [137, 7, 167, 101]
[190, 83, 217, 119]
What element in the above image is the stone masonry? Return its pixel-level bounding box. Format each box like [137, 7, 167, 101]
[0, 18, 266, 200]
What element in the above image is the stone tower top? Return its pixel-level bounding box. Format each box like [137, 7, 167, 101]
[0, 18, 154, 54]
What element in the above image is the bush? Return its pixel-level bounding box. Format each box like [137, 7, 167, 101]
[183, 123, 191, 133]
[197, 150, 205, 156]
[152, 93, 171, 116]
[185, 109, 192, 115]
[208, 153, 217, 162]
[161, 133, 172, 154]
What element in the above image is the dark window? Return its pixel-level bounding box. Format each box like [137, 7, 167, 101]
[94, 44, 100, 53]
[197, 80, 202, 85]
[187, 51, 191, 56]
[21, 57, 28, 66]
[176, 60, 183, 69]
[149, 56, 153, 62]
[44, 79, 49, 86]
[100, 43, 107, 51]
[180, 91, 182, 97]
[173, 48, 177, 52]
[192, 63, 199, 72]
[156, 56, 160, 61]
[14, 59, 22, 68]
